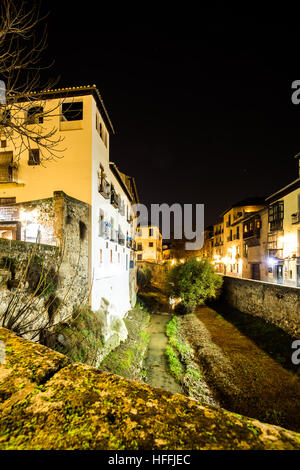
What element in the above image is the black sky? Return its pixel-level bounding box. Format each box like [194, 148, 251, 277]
[41, 4, 300, 226]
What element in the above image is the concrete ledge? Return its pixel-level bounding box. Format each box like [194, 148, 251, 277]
[1, 327, 300, 450]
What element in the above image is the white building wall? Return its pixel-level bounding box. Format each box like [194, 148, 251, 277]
[90, 98, 133, 319]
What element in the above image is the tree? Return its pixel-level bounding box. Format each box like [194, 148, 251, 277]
[0, 0, 65, 164]
[166, 257, 223, 313]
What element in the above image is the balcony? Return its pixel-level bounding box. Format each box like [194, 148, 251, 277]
[118, 200, 125, 216]
[291, 211, 300, 224]
[99, 221, 110, 239]
[98, 179, 110, 199]
[268, 248, 283, 259]
[110, 191, 119, 209]
[110, 229, 118, 243]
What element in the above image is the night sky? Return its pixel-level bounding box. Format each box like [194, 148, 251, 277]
[41, 5, 300, 227]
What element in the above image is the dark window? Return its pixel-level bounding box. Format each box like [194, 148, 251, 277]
[137, 243, 142, 251]
[149, 228, 153, 236]
[28, 149, 40, 165]
[61, 102, 83, 121]
[27, 106, 43, 124]
[268, 201, 284, 231]
[2, 109, 10, 126]
[0, 151, 13, 182]
[1, 140, 6, 148]
[149, 242, 153, 247]
[0, 197, 16, 205]
[79, 221, 87, 241]
[137, 254, 142, 261]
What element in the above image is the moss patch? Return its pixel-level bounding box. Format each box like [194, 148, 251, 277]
[1, 327, 300, 449]
[99, 307, 150, 381]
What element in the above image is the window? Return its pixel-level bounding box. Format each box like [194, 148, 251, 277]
[137, 254, 142, 261]
[268, 201, 284, 231]
[110, 249, 113, 263]
[2, 109, 10, 126]
[100, 249, 103, 265]
[61, 102, 83, 121]
[0, 197, 16, 205]
[0, 151, 13, 182]
[137, 243, 142, 251]
[149, 242, 153, 247]
[28, 149, 40, 165]
[26, 106, 43, 124]
[1, 140, 6, 148]
[99, 209, 104, 236]
[79, 221, 87, 241]
[118, 253, 120, 263]
[149, 228, 153, 237]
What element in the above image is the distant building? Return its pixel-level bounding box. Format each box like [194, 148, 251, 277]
[135, 225, 162, 263]
[222, 197, 266, 279]
[265, 157, 300, 287]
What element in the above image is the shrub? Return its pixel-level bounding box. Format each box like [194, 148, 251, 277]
[166, 257, 223, 313]
[137, 266, 152, 289]
[51, 305, 104, 366]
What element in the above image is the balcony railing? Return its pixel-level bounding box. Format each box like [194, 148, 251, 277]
[291, 211, 300, 224]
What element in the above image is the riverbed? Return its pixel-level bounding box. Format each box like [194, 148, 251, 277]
[144, 313, 184, 394]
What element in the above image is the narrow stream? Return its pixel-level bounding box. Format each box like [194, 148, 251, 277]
[144, 313, 184, 395]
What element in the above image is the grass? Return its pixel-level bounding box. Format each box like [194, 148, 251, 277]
[164, 316, 216, 405]
[165, 345, 184, 381]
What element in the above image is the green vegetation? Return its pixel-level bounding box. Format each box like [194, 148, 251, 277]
[53, 305, 104, 366]
[166, 257, 223, 313]
[100, 306, 150, 381]
[137, 265, 152, 289]
[165, 315, 214, 404]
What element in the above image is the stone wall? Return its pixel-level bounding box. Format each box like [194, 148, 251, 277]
[1, 326, 300, 450]
[0, 191, 90, 338]
[222, 275, 300, 336]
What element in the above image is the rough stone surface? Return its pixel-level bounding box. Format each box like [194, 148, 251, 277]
[0, 192, 90, 335]
[1, 327, 300, 450]
[222, 276, 300, 336]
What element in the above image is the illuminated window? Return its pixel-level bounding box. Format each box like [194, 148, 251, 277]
[110, 249, 113, 263]
[100, 249, 103, 264]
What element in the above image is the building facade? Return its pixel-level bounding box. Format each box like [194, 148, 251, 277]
[0, 85, 139, 321]
[265, 174, 300, 287]
[135, 225, 162, 263]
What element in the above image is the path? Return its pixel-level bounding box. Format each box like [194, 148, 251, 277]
[144, 313, 183, 394]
